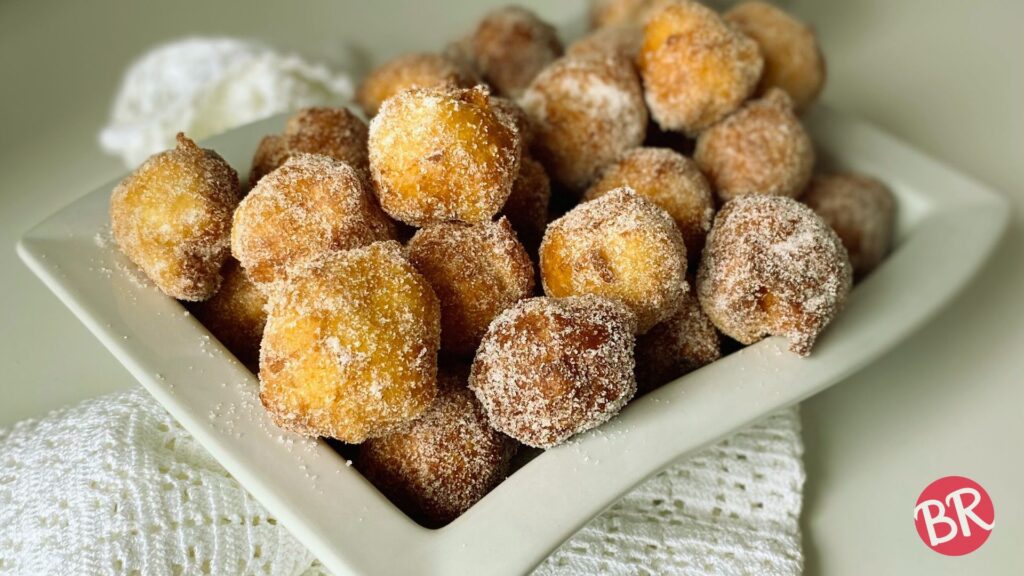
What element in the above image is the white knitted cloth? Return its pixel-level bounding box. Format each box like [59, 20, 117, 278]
[99, 38, 354, 167]
[0, 387, 803, 575]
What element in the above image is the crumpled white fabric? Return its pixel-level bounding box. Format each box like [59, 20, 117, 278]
[0, 387, 803, 576]
[0, 387, 329, 576]
[99, 37, 353, 167]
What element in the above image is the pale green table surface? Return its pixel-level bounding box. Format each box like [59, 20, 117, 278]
[1, 1, 1020, 574]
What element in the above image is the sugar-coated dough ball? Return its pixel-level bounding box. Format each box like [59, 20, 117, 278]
[469, 6, 563, 98]
[501, 156, 551, 253]
[259, 241, 440, 442]
[110, 133, 241, 301]
[368, 86, 521, 226]
[725, 1, 826, 111]
[232, 154, 396, 285]
[634, 282, 720, 392]
[639, 0, 763, 136]
[191, 259, 267, 369]
[697, 195, 852, 356]
[590, 0, 670, 29]
[521, 55, 647, 193]
[469, 295, 637, 448]
[407, 218, 535, 356]
[356, 53, 477, 117]
[357, 369, 516, 526]
[801, 172, 896, 278]
[568, 25, 644, 62]
[695, 89, 814, 202]
[249, 107, 370, 186]
[585, 147, 714, 260]
[540, 187, 688, 333]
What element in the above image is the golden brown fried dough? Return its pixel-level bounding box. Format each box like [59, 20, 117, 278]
[368, 86, 521, 226]
[259, 241, 440, 442]
[521, 55, 647, 193]
[110, 133, 240, 301]
[697, 195, 852, 356]
[407, 218, 535, 356]
[639, 0, 763, 136]
[232, 154, 396, 285]
[540, 187, 688, 333]
[469, 295, 636, 448]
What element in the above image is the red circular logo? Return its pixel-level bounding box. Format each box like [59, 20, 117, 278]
[914, 476, 994, 556]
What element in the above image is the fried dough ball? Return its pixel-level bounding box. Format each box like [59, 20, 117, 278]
[521, 55, 647, 193]
[638, 0, 763, 136]
[695, 89, 814, 201]
[231, 154, 395, 286]
[801, 173, 896, 278]
[469, 6, 563, 98]
[634, 283, 720, 392]
[259, 241, 440, 442]
[357, 369, 516, 526]
[191, 259, 267, 369]
[368, 85, 521, 226]
[568, 25, 644, 62]
[407, 218, 535, 356]
[110, 133, 241, 301]
[697, 195, 852, 356]
[356, 53, 477, 117]
[590, 0, 670, 29]
[584, 147, 714, 260]
[249, 107, 370, 186]
[469, 295, 637, 448]
[540, 188, 688, 333]
[501, 156, 551, 253]
[725, 1, 826, 111]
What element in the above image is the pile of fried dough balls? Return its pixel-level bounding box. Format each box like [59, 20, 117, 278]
[109, 0, 895, 526]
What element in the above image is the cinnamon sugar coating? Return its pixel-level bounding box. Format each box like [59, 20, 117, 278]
[585, 147, 714, 261]
[407, 218, 535, 356]
[191, 259, 267, 370]
[469, 295, 637, 448]
[357, 369, 516, 526]
[249, 107, 370, 186]
[259, 241, 440, 442]
[110, 133, 241, 301]
[540, 187, 688, 333]
[697, 195, 852, 356]
[638, 0, 763, 136]
[634, 282, 720, 392]
[695, 89, 814, 202]
[521, 54, 647, 193]
[469, 6, 563, 98]
[231, 154, 396, 285]
[725, 1, 826, 111]
[356, 53, 477, 118]
[368, 85, 521, 226]
[801, 172, 896, 278]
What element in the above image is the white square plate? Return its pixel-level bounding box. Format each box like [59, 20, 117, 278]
[18, 106, 1008, 575]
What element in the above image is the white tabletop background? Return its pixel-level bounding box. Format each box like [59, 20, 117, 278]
[0, 0, 1020, 574]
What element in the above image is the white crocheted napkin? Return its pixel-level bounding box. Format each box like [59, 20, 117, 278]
[0, 387, 803, 576]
